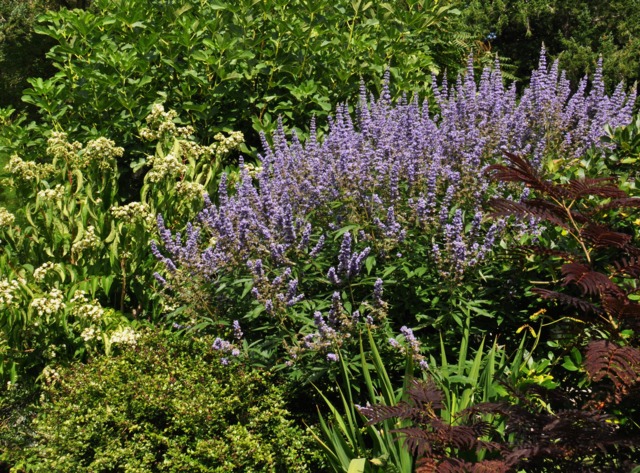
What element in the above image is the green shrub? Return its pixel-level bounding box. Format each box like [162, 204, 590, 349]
[0, 0, 56, 111]
[10, 0, 470, 165]
[6, 330, 324, 472]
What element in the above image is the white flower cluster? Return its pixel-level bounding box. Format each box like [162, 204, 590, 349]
[70, 290, 105, 322]
[6, 155, 55, 181]
[33, 262, 56, 282]
[37, 184, 66, 201]
[175, 180, 206, 200]
[80, 137, 124, 170]
[30, 288, 65, 317]
[81, 326, 99, 342]
[244, 162, 263, 179]
[179, 140, 209, 160]
[72, 225, 102, 254]
[212, 131, 244, 158]
[110, 201, 155, 226]
[41, 365, 61, 385]
[0, 207, 15, 227]
[47, 131, 82, 169]
[139, 103, 194, 141]
[45, 343, 65, 359]
[0, 277, 24, 308]
[109, 326, 139, 346]
[46, 131, 82, 162]
[146, 152, 187, 182]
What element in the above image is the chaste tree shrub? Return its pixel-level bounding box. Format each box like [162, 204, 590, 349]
[3, 329, 324, 472]
[152, 52, 636, 382]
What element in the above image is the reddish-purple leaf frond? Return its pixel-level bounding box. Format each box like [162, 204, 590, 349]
[561, 262, 623, 297]
[585, 340, 640, 402]
[486, 152, 565, 197]
[532, 288, 603, 316]
[564, 177, 627, 199]
[580, 224, 632, 249]
[489, 198, 571, 229]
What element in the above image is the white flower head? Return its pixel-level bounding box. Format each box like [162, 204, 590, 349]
[72, 225, 102, 254]
[110, 202, 155, 226]
[109, 326, 139, 347]
[30, 288, 65, 316]
[33, 262, 56, 282]
[0, 207, 15, 227]
[0, 277, 22, 308]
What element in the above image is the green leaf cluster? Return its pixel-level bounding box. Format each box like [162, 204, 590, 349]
[10, 0, 470, 168]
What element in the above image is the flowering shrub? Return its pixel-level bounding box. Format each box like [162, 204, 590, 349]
[153, 51, 636, 377]
[0, 106, 244, 384]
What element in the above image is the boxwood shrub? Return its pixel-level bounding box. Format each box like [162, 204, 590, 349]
[8, 330, 323, 472]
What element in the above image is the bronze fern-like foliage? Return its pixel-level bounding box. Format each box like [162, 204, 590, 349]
[358, 379, 506, 471]
[481, 151, 640, 469]
[487, 151, 640, 334]
[361, 378, 640, 472]
[486, 152, 565, 198]
[585, 340, 640, 403]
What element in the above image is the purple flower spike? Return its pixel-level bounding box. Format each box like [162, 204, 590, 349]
[327, 267, 341, 285]
[232, 320, 243, 340]
[373, 278, 384, 306]
[337, 232, 353, 275]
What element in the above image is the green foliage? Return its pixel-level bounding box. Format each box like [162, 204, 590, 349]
[2, 329, 324, 472]
[602, 114, 640, 190]
[461, 0, 640, 89]
[12, 0, 470, 166]
[0, 0, 56, 111]
[314, 329, 413, 473]
[427, 318, 511, 423]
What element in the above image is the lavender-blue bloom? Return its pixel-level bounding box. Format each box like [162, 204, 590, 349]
[309, 234, 324, 258]
[150, 48, 636, 362]
[348, 247, 371, 278]
[153, 272, 167, 286]
[232, 320, 243, 340]
[212, 337, 232, 351]
[327, 267, 341, 285]
[264, 299, 273, 314]
[373, 278, 384, 306]
[337, 232, 352, 275]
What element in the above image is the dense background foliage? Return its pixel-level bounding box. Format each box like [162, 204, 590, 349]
[3, 0, 472, 169]
[1, 0, 640, 471]
[462, 0, 640, 89]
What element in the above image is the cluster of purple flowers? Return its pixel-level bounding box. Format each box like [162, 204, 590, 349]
[211, 320, 244, 365]
[247, 261, 304, 316]
[327, 232, 371, 284]
[152, 49, 635, 363]
[388, 326, 429, 371]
